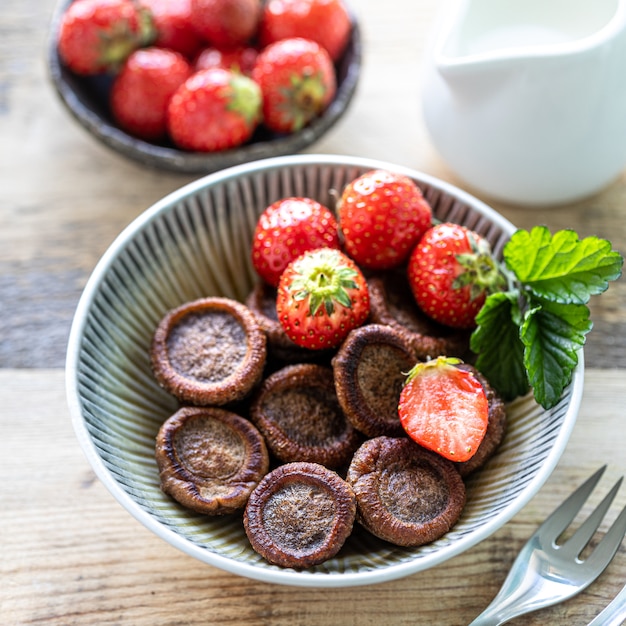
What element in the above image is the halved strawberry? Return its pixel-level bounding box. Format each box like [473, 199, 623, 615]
[276, 247, 369, 350]
[398, 357, 489, 462]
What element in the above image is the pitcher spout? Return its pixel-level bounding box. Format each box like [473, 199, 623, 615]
[433, 0, 625, 76]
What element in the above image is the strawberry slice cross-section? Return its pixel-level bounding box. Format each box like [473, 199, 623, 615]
[398, 356, 489, 462]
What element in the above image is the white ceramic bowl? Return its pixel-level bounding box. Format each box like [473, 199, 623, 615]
[66, 154, 583, 587]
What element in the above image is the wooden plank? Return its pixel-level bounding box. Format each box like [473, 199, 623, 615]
[1, 0, 626, 368]
[1, 369, 624, 625]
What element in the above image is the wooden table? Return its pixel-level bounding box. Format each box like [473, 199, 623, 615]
[2, 1, 625, 624]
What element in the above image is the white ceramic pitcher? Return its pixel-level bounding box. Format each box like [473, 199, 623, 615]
[421, 0, 626, 206]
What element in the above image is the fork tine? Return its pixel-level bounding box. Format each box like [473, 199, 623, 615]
[584, 500, 626, 572]
[560, 476, 624, 558]
[536, 465, 607, 540]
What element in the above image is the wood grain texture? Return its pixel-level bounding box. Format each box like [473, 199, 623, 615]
[3, 0, 626, 623]
[1, 0, 625, 367]
[2, 369, 625, 625]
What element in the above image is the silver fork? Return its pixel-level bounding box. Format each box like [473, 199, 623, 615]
[469, 466, 626, 625]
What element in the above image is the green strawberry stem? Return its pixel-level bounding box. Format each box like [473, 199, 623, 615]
[454, 232, 507, 300]
[404, 356, 462, 385]
[228, 74, 262, 125]
[282, 70, 328, 131]
[101, 6, 156, 71]
[290, 248, 358, 316]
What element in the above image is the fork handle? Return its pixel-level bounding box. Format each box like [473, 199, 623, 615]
[467, 605, 511, 626]
[467, 613, 502, 625]
[467, 593, 523, 626]
[467, 579, 540, 626]
[586, 583, 626, 626]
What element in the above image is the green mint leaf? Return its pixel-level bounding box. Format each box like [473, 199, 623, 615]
[471, 292, 529, 401]
[521, 299, 592, 409]
[503, 226, 623, 305]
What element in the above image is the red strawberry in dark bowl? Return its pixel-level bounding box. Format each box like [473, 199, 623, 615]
[110, 47, 192, 141]
[138, 0, 204, 60]
[167, 68, 262, 152]
[252, 37, 337, 134]
[57, 0, 155, 75]
[190, 0, 262, 48]
[259, 0, 352, 62]
[194, 46, 259, 76]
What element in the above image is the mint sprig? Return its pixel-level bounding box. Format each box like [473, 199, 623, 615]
[471, 226, 623, 409]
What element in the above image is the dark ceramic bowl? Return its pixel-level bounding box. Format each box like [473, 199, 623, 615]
[47, 1, 362, 174]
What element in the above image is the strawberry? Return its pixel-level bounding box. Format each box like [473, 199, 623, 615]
[110, 47, 192, 140]
[252, 197, 341, 287]
[194, 46, 258, 76]
[259, 0, 352, 62]
[276, 247, 370, 350]
[398, 357, 489, 462]
[138, 0, 204, 60]
[338, 169, 433, 270]
[252, 38, 336, 133]
[407, 222, 505, 329]
[190, 0, 262, 48]
[167, 67, 261, 152]
[57, 0, 154, 75]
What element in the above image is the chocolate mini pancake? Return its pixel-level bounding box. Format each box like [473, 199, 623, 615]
[245, 282, 323, 363]
[454, 364, 507, 477]
[333, 323, 416, 438]
[249, 363, 362, 469]
[155, 406, 269, 515]
[244, 462, 356, 568]
[347, 436, 466, 547]
[151, 297, 267, 406]
[368, 272, 470, 360]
